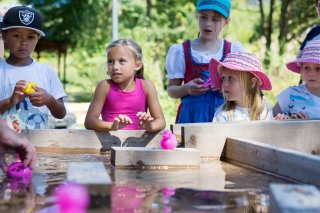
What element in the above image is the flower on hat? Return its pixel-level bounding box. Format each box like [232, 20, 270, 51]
[208, 52, 272, 90]
[286, 39, 320, 73]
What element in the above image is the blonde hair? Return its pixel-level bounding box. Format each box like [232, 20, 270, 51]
[106, 39, 144, 79]
[221, 69, 269, 121]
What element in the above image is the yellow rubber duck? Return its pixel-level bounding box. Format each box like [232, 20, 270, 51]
[24, 81, 38, 94]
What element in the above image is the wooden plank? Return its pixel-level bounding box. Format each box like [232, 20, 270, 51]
[25, 129, 102, 154]
[67, 162, 111, 185]
[223, 137, 320, 187]
[24, 129, 162, 153]
[67, 162, 111, 198]
[111, 147, 200, 169]
[269, 184, 320, 213]
[181, 120, 320, 158]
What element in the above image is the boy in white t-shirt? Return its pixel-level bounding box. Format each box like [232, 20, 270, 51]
[0, 6, 66, 129]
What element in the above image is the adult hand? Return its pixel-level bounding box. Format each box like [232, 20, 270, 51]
[0, 119, 36, 172]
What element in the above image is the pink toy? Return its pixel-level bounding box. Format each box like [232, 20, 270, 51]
[162, 187, 176, 197]
[203, 78, 213, 88]
[7, 162, 32, 178]
[54, 182, 89, 213]
[160, 130, 177, 150]
[7, 176, 32, 192]
[112, 185, 144, 212]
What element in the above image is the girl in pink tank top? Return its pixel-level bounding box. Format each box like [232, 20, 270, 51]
[85, 39, 165, 131]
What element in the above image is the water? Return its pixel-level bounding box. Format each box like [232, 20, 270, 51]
[0, 152, 291, 212]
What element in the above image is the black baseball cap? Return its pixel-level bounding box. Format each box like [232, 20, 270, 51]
[2, 6, 45, 36]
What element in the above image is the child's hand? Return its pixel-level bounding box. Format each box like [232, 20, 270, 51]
[185, 78, 209, 96]
[290, 112, 309, 119]
[28, 86, 52, 107]
[136, 112, 154, 130]
[111, 114, 132, 131]
[10, 80, 27, 106]
[274, 113, 290, 120]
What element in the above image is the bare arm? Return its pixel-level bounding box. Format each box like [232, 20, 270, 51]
[139, 80, 165, 132]
[167, 78, 208, 99]
[85, 80, 114, 131]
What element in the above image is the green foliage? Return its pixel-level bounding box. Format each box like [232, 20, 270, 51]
[16, 0, 318, 127]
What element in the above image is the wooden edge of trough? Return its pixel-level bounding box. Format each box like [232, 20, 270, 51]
[111, 147, 200, 169]
[222, 137, 320, 188]
[23, 129, 162, 154]
[179, 120, 320, 158]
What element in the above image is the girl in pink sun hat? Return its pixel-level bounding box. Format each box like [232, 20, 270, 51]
[273, 39, 320, 119]
[165, 0, 244, 124]
[209, 52, 273, 122]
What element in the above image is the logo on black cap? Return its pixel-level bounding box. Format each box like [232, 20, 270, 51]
[19, 10, 34, 25]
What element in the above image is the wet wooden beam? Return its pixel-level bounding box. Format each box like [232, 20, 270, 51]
[111, 147, 200, 169]
[67, 162, 111, 185]
[178, 120, 320, 158]
[224, 137, 320, 187]
[269, 184, 320, 213]
[67, 162, 111, 198]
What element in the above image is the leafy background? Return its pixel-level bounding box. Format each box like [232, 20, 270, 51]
[3, 0, 317, 127]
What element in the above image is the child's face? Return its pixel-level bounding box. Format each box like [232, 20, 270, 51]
[301, 62, 320, 91]
[197, 10, 228, 41]
[2, 28, 39, 61]
[107, 46, 142, 84]
[221, 69, 243, 106]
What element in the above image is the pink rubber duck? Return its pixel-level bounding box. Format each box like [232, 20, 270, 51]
[7, 154, 32, 178]
[54, 182, 90, 213]
[160, 130, 177, 150]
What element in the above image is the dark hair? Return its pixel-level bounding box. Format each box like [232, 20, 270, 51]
[106, 39, 144, 79]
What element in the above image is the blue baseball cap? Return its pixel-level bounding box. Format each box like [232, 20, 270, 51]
[197, 0, 231, 18]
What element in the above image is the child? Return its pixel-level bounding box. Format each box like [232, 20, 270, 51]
[210, 52, 273, 122]
[165, 0, 244, 123]
[85, 39, 166, 132]
[0, 6, 66, 129]
[273, 40, 320, 120]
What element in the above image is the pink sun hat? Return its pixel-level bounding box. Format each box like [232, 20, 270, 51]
[286, 40, 320, 73]
[208, 52, 272, 90]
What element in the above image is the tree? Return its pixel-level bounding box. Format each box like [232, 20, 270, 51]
[253, 0, 316, 63]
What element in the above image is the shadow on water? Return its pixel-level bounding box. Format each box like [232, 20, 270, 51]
[0, 152, 292, 212]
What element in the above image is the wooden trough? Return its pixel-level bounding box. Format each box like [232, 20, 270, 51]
[11, 120, 320, 212]
[171, 120, 320, 158]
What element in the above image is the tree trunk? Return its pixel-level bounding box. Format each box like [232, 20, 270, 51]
[146, 0, 151, 18]
[278, 0, 292, 55]
[258, 0, 265, 37]
[266, 0, 275, 51]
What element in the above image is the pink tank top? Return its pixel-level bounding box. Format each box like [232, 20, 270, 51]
[101, 78, 147, 130]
